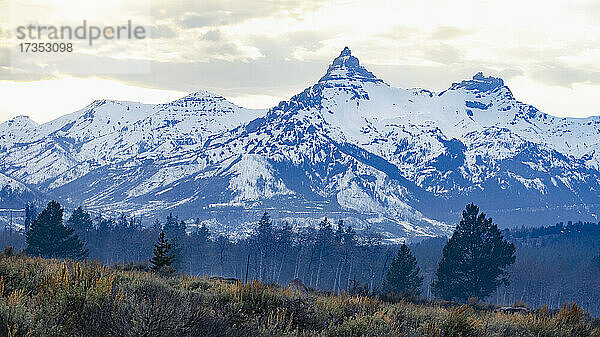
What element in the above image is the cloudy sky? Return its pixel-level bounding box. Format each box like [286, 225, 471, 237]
[1, 0, 599, 123]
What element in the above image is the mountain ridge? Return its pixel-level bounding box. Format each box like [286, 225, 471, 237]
[1, 47, 599, 240]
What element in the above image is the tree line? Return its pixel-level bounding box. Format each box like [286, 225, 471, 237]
[411, 220, 600, 315]
[13, 201, 522, 305]
[10, 200, 599, 315]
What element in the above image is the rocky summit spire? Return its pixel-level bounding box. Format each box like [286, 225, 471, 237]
[318, 47, 383, 84]
[450, 72, 505, 93]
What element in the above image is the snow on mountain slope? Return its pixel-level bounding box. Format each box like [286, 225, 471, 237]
[265, 48, 600, 206]
[1, 47, 599, 239]
[0, 172, 28, 193]
[0, 116, 39, 148]
[0, 172, 40, 208]
[193, 47, 600, 228]
[0, 92, 265, 188]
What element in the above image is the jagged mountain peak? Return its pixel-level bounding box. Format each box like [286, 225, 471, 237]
[175, 89, 225, 101]
[3, 47, 600, 240]
[449, 72, 506, 93]
[318, 47, 384, 84]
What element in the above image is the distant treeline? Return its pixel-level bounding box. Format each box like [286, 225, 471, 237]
[2, 203, 600, 316]
[412, 220, 600, 315]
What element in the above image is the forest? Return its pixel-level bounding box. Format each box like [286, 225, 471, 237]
[1, 201, 600, 317]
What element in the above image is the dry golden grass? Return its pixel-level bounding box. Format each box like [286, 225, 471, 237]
[0, 254, 598, 337]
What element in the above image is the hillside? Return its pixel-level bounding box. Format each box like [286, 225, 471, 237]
[0, 254, 598, 337]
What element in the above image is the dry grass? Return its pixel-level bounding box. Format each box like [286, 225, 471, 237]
[0, 255, 598, 337]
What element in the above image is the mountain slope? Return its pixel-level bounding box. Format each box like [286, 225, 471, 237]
[1, 47, 599, 240]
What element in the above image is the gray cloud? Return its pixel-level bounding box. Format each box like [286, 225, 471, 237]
[430, 26, 472, 40]
[149, 25, 177, 39]
[0, 47, 58, 81]
[3, 48, 324, 99]
[180, 13, 226, 29]
[423, 43, 464, 65]
[200, 29, 223, 41]
[531, 62, 600, 88]
[152, 0, 327, 29]
[246, 30, 336, 60]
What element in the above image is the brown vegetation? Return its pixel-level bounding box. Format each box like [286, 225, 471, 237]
[0, 254, 598, 337]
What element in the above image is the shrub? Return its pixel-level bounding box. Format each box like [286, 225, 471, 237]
[0, 255, 597, 337]
[441, 305, 479, 337]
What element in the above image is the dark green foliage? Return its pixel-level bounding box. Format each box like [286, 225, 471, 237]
[7, 204, 600, 316]
[23, 203, 37, 232]
[382, 243, 423, 295]
[163, 213, 186, 270]
[432, 203, 516, 302]
[257, 211, 272, 237]
[66, 206, 94, 247]
[150, 231, 176, 271]
[24, 200, 87, 259]
[66, 206, 93, 232]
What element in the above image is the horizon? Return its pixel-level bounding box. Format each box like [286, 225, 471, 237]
[1, 0, 599, 123]
[4, 47, 600, 125]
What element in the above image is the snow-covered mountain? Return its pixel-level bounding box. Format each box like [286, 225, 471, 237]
[1, 47, 599, 240]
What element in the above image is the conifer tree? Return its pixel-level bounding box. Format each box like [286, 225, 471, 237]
[163, 213, 186, 270]
[24, 203, 37, 232]
[66, 206, 93, 245]
[25, 201, 87, 259]
[255, 212, 273, 281]
[150, 231, 176, 271]
[432, 203, 516, 302]
[382, 243, 423, 295]
[66, 206, 93, 231]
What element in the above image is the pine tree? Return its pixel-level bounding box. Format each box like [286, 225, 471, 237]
[66, 206, 93, 231]
[382, 243, 423, 295]
[24, 203, 37, 232]
[432, 203, 516, 302]
[66, 206, 93, 245]
[314, 218, 334, 288]
[150, 231, 176, 271]
[255, 212, 273, 281]
[256, 212, 272, 243]
[25, 201, 87, 259]
[163, 213, 186, 270]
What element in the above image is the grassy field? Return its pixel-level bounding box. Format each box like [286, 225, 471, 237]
[0, 253, 598, 337]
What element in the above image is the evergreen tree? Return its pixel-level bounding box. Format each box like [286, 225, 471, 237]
[25, 201, 87, 259]
[255, 212, 273, 281]
[66, 206, 93, 231]
[256, 212, 273, 243]
[150, 231, 176, 271]
[163, 213, 186, 270]
[382, 243, 423, 295]
[314, 218, 334, 288]
[66, 206, 93, 246]
[432, 203, 516, 302]
[24, 203, 37, 233]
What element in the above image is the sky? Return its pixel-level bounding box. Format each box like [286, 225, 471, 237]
[0, 0, 599, 123]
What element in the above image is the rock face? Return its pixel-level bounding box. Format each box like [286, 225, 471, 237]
[1, 47, 600, 241]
